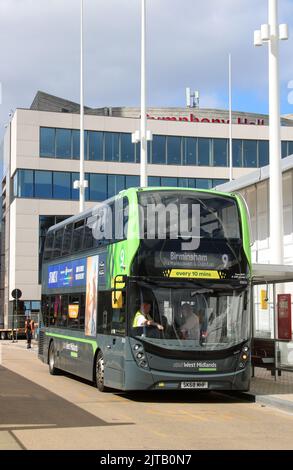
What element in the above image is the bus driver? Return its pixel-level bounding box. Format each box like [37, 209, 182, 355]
[132, 301, 164, 331]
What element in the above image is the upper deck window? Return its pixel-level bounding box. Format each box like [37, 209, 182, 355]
[138, 190, 241, 241]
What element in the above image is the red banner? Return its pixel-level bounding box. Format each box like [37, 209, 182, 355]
[277, 294, 292, 340]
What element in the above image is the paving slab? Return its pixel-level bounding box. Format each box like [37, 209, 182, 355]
[244, 368, 293, 412]
[0, 431, 22, 450]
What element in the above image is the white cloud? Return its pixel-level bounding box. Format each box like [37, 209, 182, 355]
[0, 0, 292, 131]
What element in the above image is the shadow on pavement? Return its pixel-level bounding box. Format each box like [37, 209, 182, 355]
[114, 390, 254, 404]
[0, 366, 131, 431]
[57, 370, 254, 404]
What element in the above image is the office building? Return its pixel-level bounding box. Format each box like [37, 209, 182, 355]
[1, 90, 293, 327]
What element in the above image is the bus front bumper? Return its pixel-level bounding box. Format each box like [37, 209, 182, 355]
[123, 361, 251, 391]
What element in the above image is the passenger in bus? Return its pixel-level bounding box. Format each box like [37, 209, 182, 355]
[179, 303, 200, 340]
[197, 310, 208, 337]
[132, 301, 164, 332]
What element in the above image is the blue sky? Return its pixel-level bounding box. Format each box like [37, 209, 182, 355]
[0, 0, 293, 133]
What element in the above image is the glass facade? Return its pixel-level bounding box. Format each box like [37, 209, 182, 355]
[17, 170, 34, 198]
[72, 130, 80, 159]
[213, 139, 227, 167]
[108, 175, 125, 199]
[183, 137, 197, 165]
[167, 136, 181, 165]
[198, 138, 210, 166]
[282, 140, 293, 159]
[53, 172, 71, 199]
[258, 140, 269, 167]
[232, 139, 242, 168]
[178, 178, 196, 188]
[105, 132, 120, 162]
[40, 128, 55, 157]
[243, 140, 257, 168]
[35, 171, 52, 199]
[56, 129, 71, 159]
[89, 173, 107, 201]
[13, 169, 228, 202]
[40, 127, 293, 168]
[88, 131, 103, 161]
[152, 135, 166, 164]
[121, 133, 135, 163]
[161, 177, 178, 187]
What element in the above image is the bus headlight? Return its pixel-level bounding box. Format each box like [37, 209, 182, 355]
[238, 345, 250, 369]
[132, 342, 149, 370]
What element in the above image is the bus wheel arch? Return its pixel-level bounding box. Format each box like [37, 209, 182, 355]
[94, 349, 110, 392]
[92, 348, 101, 381]
[48, 340, 59, 375]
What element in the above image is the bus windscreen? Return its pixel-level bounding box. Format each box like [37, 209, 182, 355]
[138, 190, 241, 241]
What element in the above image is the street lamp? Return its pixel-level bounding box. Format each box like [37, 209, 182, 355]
[74, 0, 88, 213]
[254, 0, 288, 265]
[132, 0, 152, 187]
[228, 53, 233, 181]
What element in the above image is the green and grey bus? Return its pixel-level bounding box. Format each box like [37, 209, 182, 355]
[39, 187, 252, 392]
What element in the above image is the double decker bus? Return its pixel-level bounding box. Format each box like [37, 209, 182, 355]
[39, 187, 252, 392]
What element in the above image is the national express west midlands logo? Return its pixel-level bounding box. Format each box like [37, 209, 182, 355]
[173, 361, 217, 370]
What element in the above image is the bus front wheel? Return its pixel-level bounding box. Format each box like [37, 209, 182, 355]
[95, 352, 109, 392]
[48, 342, 59, 375]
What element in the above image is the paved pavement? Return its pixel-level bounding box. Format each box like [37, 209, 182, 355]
[248, 368, 293, 413]
[0, 340, 293, 450]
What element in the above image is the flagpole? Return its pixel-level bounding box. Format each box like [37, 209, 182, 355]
[140, 0, 147, 187]
[79, 0, 85, 212]
[229, 53, 233, 181]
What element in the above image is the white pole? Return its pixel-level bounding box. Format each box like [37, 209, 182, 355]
[79, 0, 85, 212]
[228, 53, 233, 181]
[268, 0, 283, 264]
[140, 0, 147, 187]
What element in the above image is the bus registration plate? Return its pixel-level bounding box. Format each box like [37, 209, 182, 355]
[181, 381, 208, 389]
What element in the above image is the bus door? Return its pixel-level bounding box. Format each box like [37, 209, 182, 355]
[104, 308, 126, 390]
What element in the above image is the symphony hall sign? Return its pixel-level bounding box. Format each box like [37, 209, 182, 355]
[147, 113, 265, 126]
